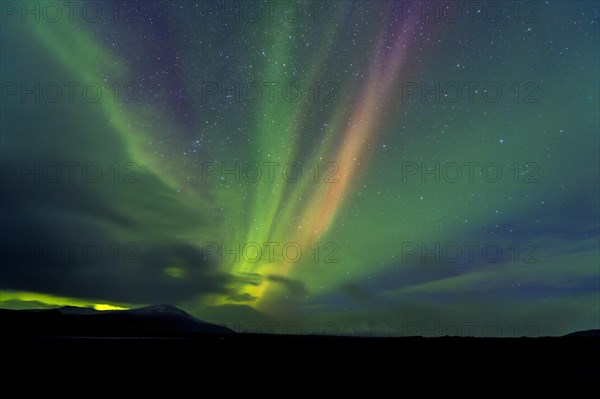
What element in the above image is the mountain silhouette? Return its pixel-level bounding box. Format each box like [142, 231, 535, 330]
[564, 329, 600, 338]
[0, 305, 233, 337]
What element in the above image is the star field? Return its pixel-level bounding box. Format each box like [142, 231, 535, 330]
[0, 1, 598, 336]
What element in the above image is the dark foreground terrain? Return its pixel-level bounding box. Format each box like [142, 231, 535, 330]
[2, 306, 598, 376]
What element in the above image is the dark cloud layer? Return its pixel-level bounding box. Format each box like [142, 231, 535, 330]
[266, 275, 307, 296]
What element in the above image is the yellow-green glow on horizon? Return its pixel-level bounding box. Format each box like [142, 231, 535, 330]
[94, 304, 129, 311]
[0, 291, 133, 311]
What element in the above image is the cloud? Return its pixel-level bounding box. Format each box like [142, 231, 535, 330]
[227, 293, 258, 302]
[340, 283, 372, 302]
[266, 275, 307, 296]
[234, 272, 263, 286]
[0, 138, 231, 305]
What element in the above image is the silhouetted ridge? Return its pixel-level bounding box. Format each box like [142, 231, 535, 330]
[0, 305, 233, 337]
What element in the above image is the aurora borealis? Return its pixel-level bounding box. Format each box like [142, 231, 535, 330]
[1, 1, 598, 336]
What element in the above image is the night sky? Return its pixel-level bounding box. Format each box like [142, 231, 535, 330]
[1, 1, 598, 336]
